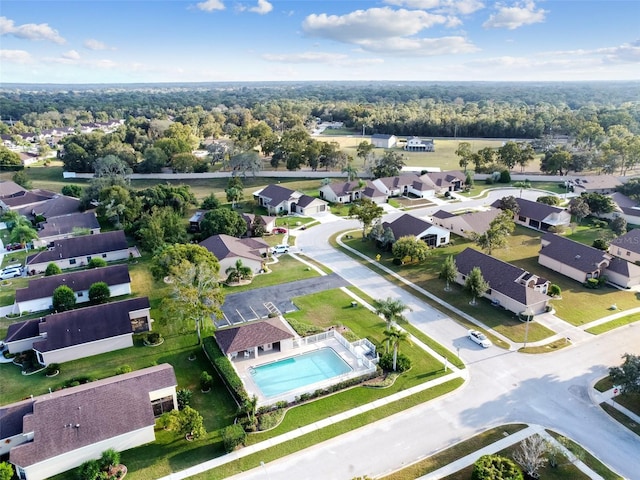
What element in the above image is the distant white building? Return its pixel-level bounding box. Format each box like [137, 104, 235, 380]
[404, 137, 435, 152]
[370, 134, 397, 149]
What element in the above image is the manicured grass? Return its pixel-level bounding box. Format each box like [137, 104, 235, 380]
[519, 337, 572, 353]
[586, 312, 640, 334]
[600, 402, 640, 436]
[380, 424, 527, 480]
[546, 430, 625, 480]
[340, 232, 554, 343]
[221, 255, 320, 294]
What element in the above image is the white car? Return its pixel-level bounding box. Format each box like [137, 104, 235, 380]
[0, 267, 23, 280]
[468, 329, 491, 348]
[271, 244, 289, 254]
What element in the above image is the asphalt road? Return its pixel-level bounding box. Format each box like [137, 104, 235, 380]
[228, 212, 640, 480]
[219, 273, 349, 326]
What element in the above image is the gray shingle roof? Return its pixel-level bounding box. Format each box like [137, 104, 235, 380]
[18, 194, 81, 218]
[8, 364, 176, 468]
[455, 248, 550, 306]
[32, 297, 150, 353]
[492, 197, 565, 222]
[382, 214, 433, 239]
[37, 211, 99, 239]
[215, 317, 294, 354]
[610, 229, 640, 255]
[26, 230, 128, 266]
[200, 234, 268, 262]
[256, 184, 297, 207]
[15, 265, 130, 303]
[540, 232, 610, 273]
[5, 319, 41, 343]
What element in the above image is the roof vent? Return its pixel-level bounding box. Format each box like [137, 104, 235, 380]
[575, 255, 581, 259]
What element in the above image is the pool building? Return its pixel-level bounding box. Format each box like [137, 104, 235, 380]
[214, 317, 378, 406]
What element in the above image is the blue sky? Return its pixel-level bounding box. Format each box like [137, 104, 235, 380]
[1, 1, 639, 84]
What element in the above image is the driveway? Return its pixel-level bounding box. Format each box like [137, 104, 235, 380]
[218, 273, 349, 326]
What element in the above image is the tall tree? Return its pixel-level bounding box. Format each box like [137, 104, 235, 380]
[349, 198, 384, 240]
[342, 159, 358, 181]
[383, 326, 410, 371]
[88, 282, 111, 304]
[472, 211, 515, 254]
[568, 196, 590, 223]
[513, 435, 549, 479]
[200, 208, 247, 238]
[356, 141, 375, 168]
[374, 297, 409, 327]
[225, 177, 244, 208]
[455, 141, 472, 172]
[161, 259, 224, 344]
[465, 266, 489, 306]
[391, 236, 430, 263]
[371, 150, 405, 178]
[609, 353, 640, 394]
[440, 255, 458, 292]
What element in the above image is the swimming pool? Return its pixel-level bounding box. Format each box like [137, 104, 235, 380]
[250, 347, 352, 398]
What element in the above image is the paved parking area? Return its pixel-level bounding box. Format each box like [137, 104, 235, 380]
[218, 273, 349, 326]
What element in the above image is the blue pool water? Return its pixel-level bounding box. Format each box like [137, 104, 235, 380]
[250, 348, 352, 398]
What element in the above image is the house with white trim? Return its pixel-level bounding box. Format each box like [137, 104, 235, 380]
[4, 297, 151, 365]
[14, 265, 131, 315]
[26, 230, 130, 274]
[382, 213, 450, 247]
[404, 137, 435, 152]
[3, 364, 177, 480]
[492, 197, 571, 231]
[253, 184, 328, 216]
[33, 211, 100, 248]
[200, 234, 269, 276]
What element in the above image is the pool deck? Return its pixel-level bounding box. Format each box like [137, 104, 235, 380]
[233, 337, 375, 407]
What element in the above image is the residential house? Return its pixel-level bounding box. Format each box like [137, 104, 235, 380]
[215, 316, 295, 360]
[0, 180, 27, 198]
[431, 208, 502, 239]
[404, 137, 435, 152]
[454, 248, 551, 315]
[492, 197, 571, 231]
[603, 192, 640, 225]
[3, 364, 177, 480]
[14, 264, 131, 315]
[571, 176, 621, 194]
[370, 134, 398, 148]
[538, 233, 610, 283]
[382, 213, 450, 247]
[26, 230, 130, 274]
[0, 189, 57, 213]
[33, 211, 100, 248]
[253, 184, 328, 216]
[419, 170, 466, 193]
[4, 297, 151, 365]
[241, 213, 277, 236]
[200, 234, 270, 276]
[372, 174, 428, 199]
[319, 180, 389, 204]
[18, 194, 81, 222]
[609, 229, 640, 263]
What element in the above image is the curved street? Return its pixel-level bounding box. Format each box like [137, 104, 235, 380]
[229, 214, 640, 480]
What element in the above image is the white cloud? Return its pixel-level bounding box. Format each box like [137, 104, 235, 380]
[84, 39, 113, 51]
[0, 49, 32, 64]
[0, 16, 65, 44]
[196, 0, 225, 12]
[249, 0, 273, 15]
[303, 7, 447, 43]
[483, 1, 546, 30]
[62, 50, 81, 60]
[262, 52, 348, 63]
[360, 36, 478, 55]
[384, 0, 485, 15]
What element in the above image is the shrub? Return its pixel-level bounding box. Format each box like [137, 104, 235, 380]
[222, 424, 246, 452]
[62, 184, 83, 198]
[45, 363, 60, 376]
[89, 281, 111, 304]
[77, 460, 101, 480]
[0, 461, 14, 480]
[203, 337, 249, 404]
[592, 238, 609, 250]
[499, 170, 511, 183]
[200, 371, 213, 391]
[177, 388, 192, 410]
[45, 262, 62, 276]
[585, 278, 600, 289]
[146, 332, 161, 344]
[378, 352, 411, 372]
[472, 454, 523, 480]
[548, 284, 561, 297]
[52, 285, 76, 312]
[115, 365, 132, 375]
[87, 257, 108, 268]
[536, 195, 561, 206]
[99, 449, 120, 470]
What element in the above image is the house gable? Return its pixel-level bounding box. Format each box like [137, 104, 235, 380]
[214, 317, 295, 355]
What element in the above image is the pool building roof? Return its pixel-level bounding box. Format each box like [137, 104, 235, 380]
[214, 317, 295, 355]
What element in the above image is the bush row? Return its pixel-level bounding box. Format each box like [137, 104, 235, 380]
[202, 336, 249, 405]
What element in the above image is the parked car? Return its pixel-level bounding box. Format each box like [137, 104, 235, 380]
[5, 243, 22, 251]
[271, 244, 290, 254]
[273, 227, 288, 234]
[0, 267, 23, 280]
[468, 329, 491, 348]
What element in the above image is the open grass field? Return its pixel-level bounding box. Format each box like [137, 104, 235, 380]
[317, 134, 542, 173]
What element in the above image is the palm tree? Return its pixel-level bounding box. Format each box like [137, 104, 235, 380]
[225, 259, 252, 284]
[383, 326, 410, 371]
[374, 297, 410, 327]
[341, 160, 358, 181]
